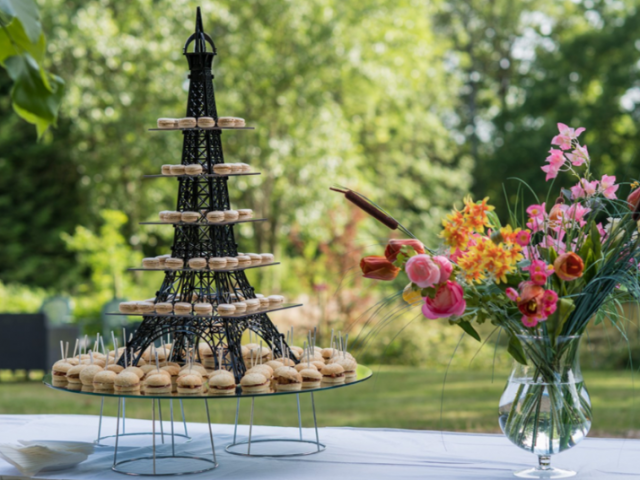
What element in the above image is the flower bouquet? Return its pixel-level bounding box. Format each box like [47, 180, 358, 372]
[334, 124, 640, 478]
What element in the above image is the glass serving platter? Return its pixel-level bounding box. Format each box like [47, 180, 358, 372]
[43, 365, 372, 400]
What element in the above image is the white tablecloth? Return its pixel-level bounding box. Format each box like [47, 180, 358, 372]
[0, 414, 638, 479]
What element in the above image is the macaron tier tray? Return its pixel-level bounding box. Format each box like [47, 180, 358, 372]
[149, 126, 254, 131]
[144, 172, 260, 178]
[107, 302, 303, 319]
[128, 261, 279, 272]
[139, 218, 266, 226]
[44, 366, 371, 400]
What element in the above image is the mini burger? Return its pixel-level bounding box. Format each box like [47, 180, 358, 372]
[321, 364, 345, 384]
[275, 357, 296, 367]
[80, 364, 104, 386]
[295, 363, 316, 373]
[66, 365, 86, 385]
[115, 371, 141, 393]
[240, 373, 269, 393]
[93, 370, 117, 392]
[106, 364, 125, 374]
[177, 374, 203, 395]
[332, 358, 358, 380]
[180, 364, 208, 377]
[274, 368, 302, 391]
[300, 368, 322, 389]
[52, 362, 72, 385]
[264, 360, 284, 371]
[311, 360, 326, 371]
[144, 373, 173, 395]
[160, 365, 180, 391]
[208, 371, 237, 395]
[123, 366, 145, 379]
[247, 365, 273, 380]
[322, 348, 338, 362]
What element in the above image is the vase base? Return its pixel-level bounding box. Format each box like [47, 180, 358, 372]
[514, 467, 576, 479]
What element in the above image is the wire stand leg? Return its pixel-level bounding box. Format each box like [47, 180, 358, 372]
[97, 397, 104, 443]
[170, 399, 176, 456]
[296, 393, 303, 441]
[311, 392, 320, 452]
[205, 399, 217, 465]
[113, 395, 122, 468]
[158, 400, 165, 444]
[248, 397, 255, 455]
[152, 399, 156, 476]
[233, 397, 240, 444]
[180, 399, 188, 436]
[122, 398, 126, 435]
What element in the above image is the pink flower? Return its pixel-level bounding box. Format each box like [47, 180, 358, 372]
[541, 149, 566, 181]
[548, 204, 569, 228]
[515, 230, 531, 247]
[521, 316, 540, 328]
[542, 289, 558, 317]
[565, 144, 589, 166]
[596, 222, 606, 239]
[567, 203, 590, 227]
[528, 260, 554, 285]
[540, 234, 566, 254]
[506, 287, 519, 301]
[405, 254, 440, 288]
[570, 182, 585, 200]
[526, 203, 546, 220]
[422, 281, 466, 319]
[527, 217, 545, 233]
[551, 123, 586, 150]
[431, 256, 453, 284]
[599, 175, 618, 199]
[582, 180, 599, 196]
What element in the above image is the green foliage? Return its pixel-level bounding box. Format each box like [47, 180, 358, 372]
[0, 0, 64, 136]
[0, 280, 47, 313]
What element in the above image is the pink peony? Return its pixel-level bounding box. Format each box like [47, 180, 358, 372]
[431, 255, 453, 284]
[405, 254, 440, 288]
[551, 123, 585, 150]
[422, 281, 466, 319]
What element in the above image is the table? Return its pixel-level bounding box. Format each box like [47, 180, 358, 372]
[0, 414, 638, 479]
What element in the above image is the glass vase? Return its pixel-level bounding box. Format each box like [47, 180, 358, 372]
[498, 335, 592, 478]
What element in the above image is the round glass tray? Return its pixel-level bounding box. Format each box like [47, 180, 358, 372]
[43, 365, 372, 400]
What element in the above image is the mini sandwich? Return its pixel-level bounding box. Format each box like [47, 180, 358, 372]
[240, 373, 269, 393]
[300, 368, 322, 389]
[275, 357, 296, 367]
[208, 371, 236, 395]
[264, 360, 284, 371]
[289, 346, 303, 359]
[93, 370, 117, 391]
[247, 365, 273, 380]
[66, 365, 86, 385]
[52, 362, 72, 385]
[79, 364, 103, 386]
[123, 366, 145, 379]
[295, 363, 316, 373]
[160, 365, 180, 392]
[140, 365, 159, 377]
[115, 371, 141, 393]
[332, 358, 358, 380]
[106, 364, 125, 374]
[321, 364, 345, 384]
[179, 365, 209, 377]
[144, 373, 172, 395]
[274, 368, 302, 391]
[322, 348, 338, 362]
[185, 164, 203, 175]
[177, 374, 203, 395]
[311, 360, 326, 371]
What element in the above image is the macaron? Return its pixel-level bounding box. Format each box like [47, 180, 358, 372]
[136, 301, 155, 314]
[217, 304, 236, 315]
[181, 211, 200, 223]
[155, 302, 173, 314]
[233, 118, 246, 127]
[238, 209, 253, 219]
[157, 118, 177, 128]
[217, 117, 236, 127]
[260, 253, 275, 264]
[233, 302, 247, 314]
[206, 211, 225, 223]
[169, 165, 186, 175]
[197, 116, 215, 128]
[194, 303, 213, 315]
[238, 163, 251, 172]
[142, 257, 160, 269]
[174, 302, 192, 315]
[188, 258, 207, 270]
[223, 210, 239, 221]
[119, 302, 137, 314]
[178, 117, 197, 128]
[247, 253, 262, 265]
[268, 295, 285, 305]
[245, 298, 260, 311]
[258, 297, 270, 309]
[236, 255, 252, 267]
[208, 257, 227, 270]
[165, 258, 184, 270]
[185, 164, 203, 175]
[228, 163, 243, 174]
[213, 164, 231, 175]
[166, 211, 182, 223]
[161, 165, 172, 175]
[225, 257, 239, 268]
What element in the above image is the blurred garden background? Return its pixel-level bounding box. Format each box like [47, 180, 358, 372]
[2, 0, 640, 436]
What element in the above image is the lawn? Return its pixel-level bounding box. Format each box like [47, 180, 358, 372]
[0, 366, 638, 438]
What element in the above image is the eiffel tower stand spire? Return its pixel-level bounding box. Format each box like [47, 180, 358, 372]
[119, 7, 300, 382]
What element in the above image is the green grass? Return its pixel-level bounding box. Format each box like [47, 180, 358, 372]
[1, 367, 638, 437]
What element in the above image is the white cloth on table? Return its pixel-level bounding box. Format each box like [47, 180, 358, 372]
[0, 414, 638, 479]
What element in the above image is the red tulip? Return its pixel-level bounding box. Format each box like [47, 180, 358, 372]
[360, 256, 400, 281]
[627, 187, 640, 210]
[553, 252, 584, 282]
[384, 239, 426, 262]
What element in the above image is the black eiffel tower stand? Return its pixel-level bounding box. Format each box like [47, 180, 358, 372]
[116, 8, 299, 382]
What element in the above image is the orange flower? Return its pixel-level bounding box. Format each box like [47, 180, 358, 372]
[553, 252, 584, 282]
[385, 239, 425, 262]
[517, 283, 545, 317]
[360, 256, 400, 281]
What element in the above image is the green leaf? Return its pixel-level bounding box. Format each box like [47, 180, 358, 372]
[545, 297, 575, 340]
[507, 335, 527, 365]
[4, 54, 64, 137]
[0, 17, 46, 65]
[0, 0, 40, 43]
[589, 221, 602, 260]
[486, 210, 502, 230]
[457, 320, 481, 342]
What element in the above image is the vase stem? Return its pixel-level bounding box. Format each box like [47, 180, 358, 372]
[538, 455, 551, 471]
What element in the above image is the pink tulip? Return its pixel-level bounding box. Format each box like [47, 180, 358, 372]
[431, 256, 453, 284]
[422, 281, 466, 319]
[405, 254, 440, 288]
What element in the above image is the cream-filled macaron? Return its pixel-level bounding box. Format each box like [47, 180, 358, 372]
[169, 165, 186, 175]
[246, 253, 262, 265]
[155, 302, 173, 314]
[194, 303, 213, 315]
[119, 302, 137, 314]
[238, 209, 253, 219]
[165, 211, 182, 223]
[178, 117, 197, 128]
[208, 257, 227, 270]
[136, 301, 155, 314]
[228, 163, 243, 173]
[197, 116, 215, 128]
[233, 118, 246, 127]
[174, 302, 192, 315]
[157, 118, 177, 128]
[217, 304, 236, 315]
[217, 117, 236, 127]
[181, 211, 200, 223]
[206, 211, 225, 223]
[185, 164, 203, 175]
[165, 258, 184, 270]
[142, 257, 160, 269]
[245, 298, 260, 311]
[188, 258, 207, 270]
[236, 255, 252, 267]
[260, 253, 275, 264]
[223, 210, 239, 221]
[161, 165, 172, 175]
[224, 257, 239, 268]
[238, 163, 251, 172]
[258, 297, 270, 309]
[268, 295, 285, 305]
[213, 164, 231, 175]
[233, 302, 247, 314]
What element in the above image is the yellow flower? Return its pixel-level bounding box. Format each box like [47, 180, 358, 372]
[402, 284, 423, 304]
